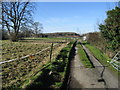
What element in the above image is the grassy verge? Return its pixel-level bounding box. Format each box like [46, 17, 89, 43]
[85, 44, 111, 63]
[23, 41, 74, 89]
[82, 40, 119, 74]
[77, 42, 93, 68]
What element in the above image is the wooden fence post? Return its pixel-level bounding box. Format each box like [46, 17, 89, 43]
[50, 43, 53, 62]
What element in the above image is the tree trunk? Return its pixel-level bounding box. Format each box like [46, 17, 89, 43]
[9, 33, 19, 42]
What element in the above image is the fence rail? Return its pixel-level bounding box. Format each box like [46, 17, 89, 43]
[0, 43, 58, 65]
[110, 51, 120, 71]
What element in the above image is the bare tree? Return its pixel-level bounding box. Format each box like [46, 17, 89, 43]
[1, 1, 34, 41]
[0, 2, 2, 40]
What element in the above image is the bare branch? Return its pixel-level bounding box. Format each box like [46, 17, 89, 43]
[2, 1, 34, 41]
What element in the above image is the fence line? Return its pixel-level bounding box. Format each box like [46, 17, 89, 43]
[0, 43, 58, 65]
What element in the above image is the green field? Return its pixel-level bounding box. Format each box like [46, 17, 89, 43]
[23, 37, 73, 43]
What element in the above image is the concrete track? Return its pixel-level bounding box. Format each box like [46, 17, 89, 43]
[69, 44, 119, 89]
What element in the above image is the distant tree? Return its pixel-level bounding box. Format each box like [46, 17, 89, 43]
[20, 25, 33, 38]
[2, 1, 34, 41]
[32, 22, 43, 37]
[99, 6, 120, 50]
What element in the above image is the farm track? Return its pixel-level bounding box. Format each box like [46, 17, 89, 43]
[82, 44, 119, 88]
[0, 43, 58, 64]
[69, 43, 119, 89]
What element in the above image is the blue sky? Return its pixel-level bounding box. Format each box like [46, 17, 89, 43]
[33, 2, 117, 34]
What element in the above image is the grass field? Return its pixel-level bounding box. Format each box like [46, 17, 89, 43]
[2, 40, 51, 62]
[24, 37, 68, 40]
[1, 38, 71, 88]
[2, 40, 67, 88]
[22, 37, 72, 43]
[1, 37, 72, 62]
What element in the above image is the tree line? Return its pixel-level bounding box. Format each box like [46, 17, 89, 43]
[86, 3, 120, 57]
[99, 4, 120, 51]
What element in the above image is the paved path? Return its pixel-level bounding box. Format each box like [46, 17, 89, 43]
[82, 45, 119, 88]
[69, 47, 106, 89]
[69, 45, 119, 89]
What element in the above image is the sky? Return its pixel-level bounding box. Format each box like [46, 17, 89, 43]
[33, 2, 117, 34]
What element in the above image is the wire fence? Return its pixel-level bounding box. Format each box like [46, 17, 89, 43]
[0, 43, 58, 65]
